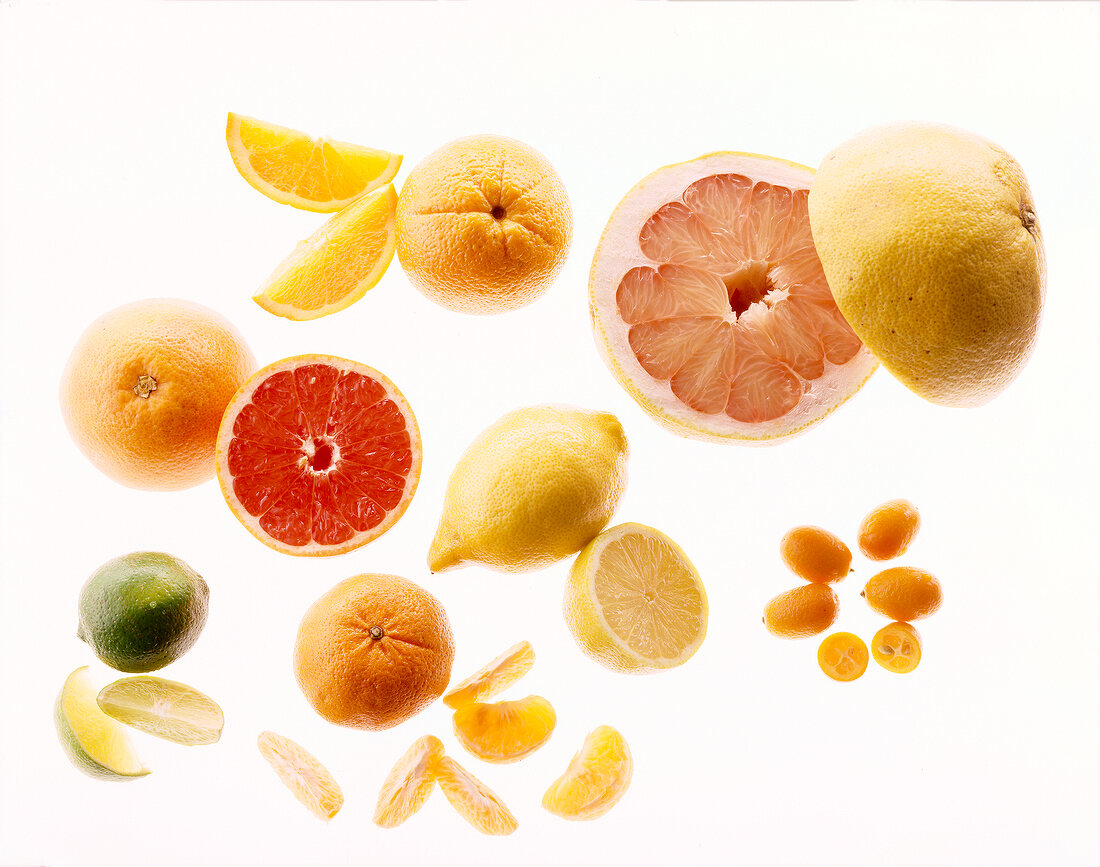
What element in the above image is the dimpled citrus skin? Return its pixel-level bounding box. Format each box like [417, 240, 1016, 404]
[293, 574, 454, 731]
[862, 567, 943, 622]
[60, 299, 256, 490]
[859, 499, 921, 561]
[809, 122, 1045, 407]
[429, 406, 628, 573]
[396, 135, 572, 314]
[763, 584, 840, 639]
[780, 526, 852, 583]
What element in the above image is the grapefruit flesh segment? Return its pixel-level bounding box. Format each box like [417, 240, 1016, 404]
[217, 355, 421, 556]
[590, 154, 876, 442]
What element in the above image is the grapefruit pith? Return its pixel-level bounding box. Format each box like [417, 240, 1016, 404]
[589, 152, 876, 443]
[215, 355, 421, 556]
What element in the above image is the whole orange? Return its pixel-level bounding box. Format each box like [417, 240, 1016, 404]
[59, 299, 255, 491]
[294, 574, 455, 731]
[395, 134, 572, 314]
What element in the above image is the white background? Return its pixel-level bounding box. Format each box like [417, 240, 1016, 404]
[2, 2, 1098, 865]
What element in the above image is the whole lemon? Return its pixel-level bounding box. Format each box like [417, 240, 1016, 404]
[428, 406, 628, 573]
[808, 122, 1045, 407]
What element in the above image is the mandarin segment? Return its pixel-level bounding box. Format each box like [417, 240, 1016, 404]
[780, 526, 852, 583]
[871, 622, 923, 673]
[453, 695, 556, 764]
[858, 500, 922, 561]
[435, 755, 519, 836]
[862, 567, 943, 622]
[444, 641, 535, 709]
[373, 735, 445, 828]
[542, 725, 633, 821]
[763, 584, 840, 639]
[216, 355, 422, 556]
[257, 731, 344, 821]
[817, 632, 869, 682]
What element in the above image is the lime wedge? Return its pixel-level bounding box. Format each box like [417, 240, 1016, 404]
[97, 676, 224, 746]
[55, 666, 150, 780]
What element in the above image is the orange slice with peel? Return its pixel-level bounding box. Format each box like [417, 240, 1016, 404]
[227, 113, 401, 213]
[373, 735, 444, 828]
[257, 730, 343, 821]
[542, 725, 633, 821]
[590, 152, 876, 443]
[453, 695, 556, 764]
[443, 640, 535, 709]
[435, 755, 518, 836]
[216, 354, 421, 556]
[253, 184, 397, 320]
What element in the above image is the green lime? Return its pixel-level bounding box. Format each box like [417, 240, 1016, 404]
[97, 676, 224, 746]
[77, 551, 209, 673]
[55, 666, 150, 780]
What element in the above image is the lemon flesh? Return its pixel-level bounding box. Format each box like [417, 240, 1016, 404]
[428, 406, 628, 573]
[97, 676, 224, 746]
[565, 523, 708, 673]
[55, 667, 150, 781]
[809, 122, 1045, 407]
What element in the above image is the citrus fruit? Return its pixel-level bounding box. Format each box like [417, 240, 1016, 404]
[215, 355, 421, 556]
[60, 299, 255, 490]
[55, 667, 150, 781]
[542, 725, 633, 821]
[809, 122, 1046, 407]
[429, 406, 628, 573]
[862, 567, 943, 621]
[77, 551, 209, 673]
[373, 735, 445, 829]
[97, 676, 224, 746]
[871, 622, 923, 673]
[257, 731, 344, 821]
[435, 755, 519, 836]
[565, 523, 707, 673]
[780, 526, 852, 583]
[444, 640, 535, 709]
[395, 134, 572, 314]
[253, 184, 397, 320]
[293, 573, 454, 731]
[589, 152, 877, 443]
[226, 112, 401, 213]
[452, 695, 557, 764]
[858, 499, 921, 561]
[817, 632, 869, 682]
[762, 584, 840, 639]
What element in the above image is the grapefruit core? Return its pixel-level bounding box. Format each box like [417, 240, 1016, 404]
[589, 152, 877, 443]
[215, 355, 421, 556]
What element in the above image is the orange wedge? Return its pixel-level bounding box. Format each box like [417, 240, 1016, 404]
[542, 725, 632, 821]
[226, 113, 401, 213]
[453, 695, 556, 763]
[373, 735, 444, 828]
[435, 755, 518, 836]
[443, 640, 535, 709]
[253, 184, 397, 320]
[257, 731, 343, 821]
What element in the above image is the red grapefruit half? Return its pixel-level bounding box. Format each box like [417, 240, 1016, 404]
[215, 355, 421, 556]
[590, 152, 876, 443]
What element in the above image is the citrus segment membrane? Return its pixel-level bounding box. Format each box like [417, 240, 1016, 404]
[217, 356, 421, 556]
[373, 735, 445, 828]
[435, 755, 519, 836]
[591, 153, 876, 442]
[257, 731, 344, 821]
[443, 640, 536, 709]
[542, 725, 633, 821]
